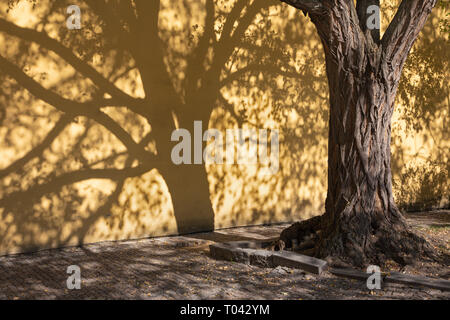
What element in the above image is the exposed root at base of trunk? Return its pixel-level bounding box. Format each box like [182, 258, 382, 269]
[271, 215, 321, 252]
[273, 213, 438, 268]
[318, 223, 437, 268]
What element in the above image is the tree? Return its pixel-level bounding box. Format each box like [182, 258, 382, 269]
[277, 0, 439, 266]
[0, 0, 444, 264]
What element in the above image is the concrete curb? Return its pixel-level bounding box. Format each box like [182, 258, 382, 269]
[209, 241, 327, 275]
[385, 272, 450, 291]
[329, 268, 450, 292]
[210, 241, 450, 291]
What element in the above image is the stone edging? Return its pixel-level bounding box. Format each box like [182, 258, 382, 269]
[209, 240, 450, 291]
[209, 241, 327, 275]
[329, 268, 450, 291]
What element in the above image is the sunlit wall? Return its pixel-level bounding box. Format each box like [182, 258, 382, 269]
[0, 0, 448, 255]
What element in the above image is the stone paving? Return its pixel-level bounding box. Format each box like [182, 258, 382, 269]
[0, 215, 449, 300]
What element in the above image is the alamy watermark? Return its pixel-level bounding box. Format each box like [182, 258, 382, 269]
[366, 265, 382, 290]
[66, 4, 380, 32]
[366, 5, 380, 31]
[66, 265, 81, 290]
[62, 4, 380, 177]
[171, 121, 279, 174]
[66, 5, 81, 30]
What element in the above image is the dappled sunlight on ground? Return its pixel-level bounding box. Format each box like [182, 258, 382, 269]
[0, 211, 448, 300]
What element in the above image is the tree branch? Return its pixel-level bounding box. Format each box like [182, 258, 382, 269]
[131, 0, 182, 111]
[210, 0, 274, 84]
[0, 165, 153, 208]
[0, 114, 72, 179]
[220, 63, 310, 87]
[86, 0, 137, 51]
[0, 54, 88, 115]
[0, 54, 154, 164]
[184, 0, 215, 100]
[280, 0, 325, 15]
[382, 0, 438, 74]
[0, 18, 138, 107]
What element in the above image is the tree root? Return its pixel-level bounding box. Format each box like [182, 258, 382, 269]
[271, 215, 322, 252]
[273, 213, 438, 268]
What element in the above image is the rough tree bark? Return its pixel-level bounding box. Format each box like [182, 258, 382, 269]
[278, 0, 438, 266]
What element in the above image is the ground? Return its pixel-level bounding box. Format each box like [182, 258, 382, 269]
[0, 210, 448, 300]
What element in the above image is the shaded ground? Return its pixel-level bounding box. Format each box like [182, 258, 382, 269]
[391, 210, 449, 279]
[0, 210, 448, 300]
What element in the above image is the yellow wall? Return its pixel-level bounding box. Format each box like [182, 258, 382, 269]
[0, 0, 448, 255]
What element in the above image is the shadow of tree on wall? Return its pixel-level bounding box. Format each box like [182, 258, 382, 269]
[0, 0, 327, 253]
[0, 0, 447, 254]
[388, 0, 449, 211]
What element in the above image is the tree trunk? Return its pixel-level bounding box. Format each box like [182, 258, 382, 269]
[277, 0, 438, 267]
[159, 163, 215, 234]
[279, 55, 435, 266]
[149, 106, 216, 235]
[315, 52, 433, 266]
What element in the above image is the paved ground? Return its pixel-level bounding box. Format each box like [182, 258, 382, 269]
[0, 211, 449, 300]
